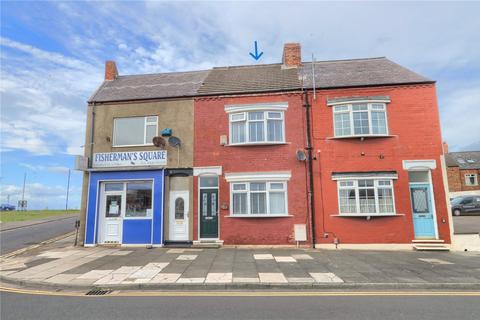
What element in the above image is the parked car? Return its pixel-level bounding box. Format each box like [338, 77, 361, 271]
[451, 196, 480, 216]
[0, 204, 16, 211]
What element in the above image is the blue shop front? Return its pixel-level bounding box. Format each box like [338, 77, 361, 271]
[84, 151, 166, 247]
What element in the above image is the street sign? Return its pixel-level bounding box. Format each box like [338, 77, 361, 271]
[18, 200, 27, 211]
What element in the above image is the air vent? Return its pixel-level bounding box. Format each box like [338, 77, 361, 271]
[85, 289, 112, 296]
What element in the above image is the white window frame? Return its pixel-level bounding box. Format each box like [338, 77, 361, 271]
[465, 174, 478, 186]
[225, 103, 287, 145]
[230, 181, 288, 217]
[332, 102, 389, 138]
[336, 179, 397, 216]
[113, 116, 158, 147]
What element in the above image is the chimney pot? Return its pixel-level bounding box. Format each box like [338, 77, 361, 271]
[105, 61, 118, 81]
[282, 43, 301, 68]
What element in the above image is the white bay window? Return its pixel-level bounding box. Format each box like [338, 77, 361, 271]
[337, 179, 396, 215]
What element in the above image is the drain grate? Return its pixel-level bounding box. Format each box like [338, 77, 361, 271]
[85, 289, 112, 296]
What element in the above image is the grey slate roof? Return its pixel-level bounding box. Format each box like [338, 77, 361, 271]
[89, 70, 210, 103]
[300, 57, 432, 89]
[197, 63, 301, 95]
[445, 152, 480, 169]
[89, 57, 433, 103]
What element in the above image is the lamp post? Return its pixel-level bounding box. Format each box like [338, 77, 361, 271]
[65, 169, 71, 213]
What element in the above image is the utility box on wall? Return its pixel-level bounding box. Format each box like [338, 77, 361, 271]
[294, 224, 307, 242]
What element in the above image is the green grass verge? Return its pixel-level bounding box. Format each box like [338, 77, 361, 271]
[0, 210, 79, 223]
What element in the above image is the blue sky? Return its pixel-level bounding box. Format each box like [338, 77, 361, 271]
[1, 1, 479, 210]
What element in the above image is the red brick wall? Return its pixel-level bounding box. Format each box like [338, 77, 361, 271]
[459, 169, 480, 191]
[193, 93, 310, 245]
[310, 84, 451, 244]
[447, 167, 462, 192]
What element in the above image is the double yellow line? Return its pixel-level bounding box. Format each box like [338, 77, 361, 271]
[2, 286, 479, 297]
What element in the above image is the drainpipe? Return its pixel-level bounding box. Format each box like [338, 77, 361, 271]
[303, 90, 316, 248]
[89, 104, 96, 168]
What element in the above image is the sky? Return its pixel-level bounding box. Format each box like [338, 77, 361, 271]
[1, 1, 479, 210]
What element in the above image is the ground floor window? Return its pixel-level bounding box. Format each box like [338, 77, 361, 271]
[126, 181, 153, 217]
[337, 179, 395, 215]
[231, 181, 287, 216]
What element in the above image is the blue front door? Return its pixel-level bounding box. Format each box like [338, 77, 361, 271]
[410, 184, 436, 239]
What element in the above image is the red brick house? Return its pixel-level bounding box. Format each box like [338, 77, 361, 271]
[299, 51, 451, 249]
[445, 151, 480, 196]
[192, 62, 310, 245]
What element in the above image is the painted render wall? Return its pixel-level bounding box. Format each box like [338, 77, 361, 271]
[78, 99, 194, 244]
[194, 92, 310, 245]
[310, 84, 452, 245]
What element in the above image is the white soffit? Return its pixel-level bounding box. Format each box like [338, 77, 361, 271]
[225, 171, 292, 182]
[193, 166, 222, 176]
[224, 102, 288, 113]
[402, 160, 437, 171]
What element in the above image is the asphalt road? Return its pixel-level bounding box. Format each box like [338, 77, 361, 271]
[1, 291, 479, 320]
[0, 215, 78, 255]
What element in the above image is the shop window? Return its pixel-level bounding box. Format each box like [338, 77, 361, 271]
[113, 116, 158, 146]
[125, 181, 153, 217]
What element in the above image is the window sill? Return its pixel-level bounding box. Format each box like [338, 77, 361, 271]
[332, 213, 404, 219]
[112, 144, 155, 148]
[225, 214, 292, 218]
[326, 135, 396, 140]
[226, 142, 290, 147]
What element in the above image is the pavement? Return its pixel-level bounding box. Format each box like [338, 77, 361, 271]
[453, 215, 480, 234]
[0, 214, 79, 255]
[1, 235, 480, 291]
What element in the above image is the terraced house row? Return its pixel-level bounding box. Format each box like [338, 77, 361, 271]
[77, 43, 452, 250]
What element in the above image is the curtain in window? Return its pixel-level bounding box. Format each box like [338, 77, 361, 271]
[339, 189, 356, 213]
[269, 192, 285, 214]
[267, 120, 283, 141]
[353, 112, 369, 135]
[334, 113, 351, 136]
[371, 111, 387, 134]
[231, 122, 246, 143]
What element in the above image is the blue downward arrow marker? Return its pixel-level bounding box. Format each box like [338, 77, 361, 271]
[249, 40, 264, 61]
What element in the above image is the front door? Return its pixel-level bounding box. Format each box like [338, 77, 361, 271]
[101, 191, 124, 244]
[410, 184, 436, 239]
[200, 189, 218, 238]
[169, 191, 189, 241]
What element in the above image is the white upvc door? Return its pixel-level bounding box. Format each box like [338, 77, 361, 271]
[169, 191, 189, 241]
[99, 186, 125, 244]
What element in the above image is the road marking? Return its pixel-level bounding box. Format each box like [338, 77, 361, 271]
[1, 286, 480, 297]
[0, 231, 75, 259]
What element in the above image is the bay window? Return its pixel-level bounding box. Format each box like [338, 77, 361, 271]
[337, 179, 395, 215]
[113, 116, 158, 146]
[333, 102, 388, 137]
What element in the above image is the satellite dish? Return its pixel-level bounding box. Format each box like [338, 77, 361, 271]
[296, 150, 306, 161]
[168, 136, 181, 147]
[152, 136, 166, 149]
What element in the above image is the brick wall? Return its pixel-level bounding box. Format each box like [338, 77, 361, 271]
[310, 84, 451, 244]
[194, 93, 310, 245]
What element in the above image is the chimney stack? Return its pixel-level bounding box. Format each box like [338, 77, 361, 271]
[443, 141, 449, 154]
[105, 61, 118, 81]
[282, 43, 301, 68]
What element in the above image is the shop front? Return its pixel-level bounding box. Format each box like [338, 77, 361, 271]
[84, 151, 167, 247]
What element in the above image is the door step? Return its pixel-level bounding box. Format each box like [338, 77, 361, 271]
[413, 244, 450, 251]
[164, 241, 193, 248]
[412, 239, 445, 243]
[193, 240, 224, 248]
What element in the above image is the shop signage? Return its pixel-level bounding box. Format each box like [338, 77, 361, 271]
[93, 151, 167, 168]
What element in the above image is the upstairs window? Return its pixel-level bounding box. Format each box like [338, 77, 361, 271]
[113, 116, 158, 147]
[230, 111, 284, 144]
[333, 103, 388, 137]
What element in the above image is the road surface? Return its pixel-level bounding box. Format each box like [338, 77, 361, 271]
[0, 215, 78, 255]
[1, 291, 479, 320]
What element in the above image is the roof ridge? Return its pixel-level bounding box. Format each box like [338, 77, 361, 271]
[306, 57, 387, 64]
[117, 69, 211, 79]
